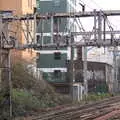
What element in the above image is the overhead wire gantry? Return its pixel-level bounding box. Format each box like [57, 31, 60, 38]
[1, 9, 120, 119]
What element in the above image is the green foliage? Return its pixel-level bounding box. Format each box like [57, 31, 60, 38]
[12, 62, 35, 89]
[13, 89, 41, 109]
[10, 61, 72, 118]
[0, 91, 10, 119]
[12, 88, 72, 117]
[12, 89, 42, 116]
[84, 93, 112, 102]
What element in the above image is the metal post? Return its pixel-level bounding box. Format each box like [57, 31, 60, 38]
[83, 46, 88, 98]
[41, 19, 44, 46]
[78, 84, 80, 101]
[70, 34, 74, 100]
[8, 50, 12, 120]
[34, 13, 37, 44]
[113, 46, 118, 93]
[103, 15, 106, 53]
[0, 16, 2, 89]
[98, 11, 102, 44]
[103, 16, 106, 42]
[5, 20, 12, 120]
[27, 17, 29, 43]
[57, 18, 60, 44]
[94, 9, 97, 42]
[0, 15, 12, 119]
[51, 15, 54, 44]
[71, 46, 74, 100]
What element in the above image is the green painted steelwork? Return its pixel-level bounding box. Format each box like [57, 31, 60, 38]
[37, 53, 67, 68]
[37, 0, 67, 13]
[36, 0, 74, 84]
[37, 0, 68, 33]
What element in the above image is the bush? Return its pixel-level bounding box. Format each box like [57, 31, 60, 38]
[0, 91, 10, 119]
[12, 89, 42, 116]
[12, 88, 72, 117]
[84, 93, 112, 102]
[0, 61, 72, 118]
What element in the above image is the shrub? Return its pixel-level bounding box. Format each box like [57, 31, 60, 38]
[12, 89, 41, 116]
[0, 61, 72, 118]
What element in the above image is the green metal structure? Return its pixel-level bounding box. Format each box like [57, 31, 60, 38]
[36, 0, 76, 83]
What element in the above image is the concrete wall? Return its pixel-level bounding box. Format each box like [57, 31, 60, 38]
[0, 0, 22, 15]
[21, 0, 36, 62]
[0, 0, 36, 62]
[22, 0, 36, 14]
[52, 61, 113, 94]
[74, 61, 113, 93]
[0, 0, 36, 14]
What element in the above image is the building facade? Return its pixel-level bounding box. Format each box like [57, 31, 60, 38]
[0, 0, 36, 15]
[36, 0, 114, 94]
[0, 0, 36, 63]
[36, 0, 77, 93]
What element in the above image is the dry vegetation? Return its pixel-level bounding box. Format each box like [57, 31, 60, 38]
[0, 60, 72, 119]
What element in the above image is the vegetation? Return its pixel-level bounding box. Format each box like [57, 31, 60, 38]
[83, 93, 112, 102]
[0, 60, 114, 119]
[0, 60, 72, 119]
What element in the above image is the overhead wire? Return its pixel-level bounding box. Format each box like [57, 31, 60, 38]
[79, 0, 94, 11]
[81, 0, 118, 32]
[90, 0, 118, 29]
[78, 0, 118, 75]
[76, 1, 98, 45]
[85, 0, 119, 52]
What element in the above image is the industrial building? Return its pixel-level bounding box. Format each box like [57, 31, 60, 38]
[1, 1, 120, 119]
[36, 0, 113, 94]
[0, 0, 36, 63]
[36, 0, 77, 93]
[0, 0, 114, 95]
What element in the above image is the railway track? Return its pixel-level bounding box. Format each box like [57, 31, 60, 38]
[32, 96, 120, 120]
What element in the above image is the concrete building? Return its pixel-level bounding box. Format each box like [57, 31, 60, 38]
[0, 0, 36, 15]
[36, 0, 77, 93]
[0, 0, 36, 63]
[36, 0, 114, 95]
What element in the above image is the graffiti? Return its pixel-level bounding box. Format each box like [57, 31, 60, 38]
[87, 70, 105, 80]
[75, 69, 105, 82]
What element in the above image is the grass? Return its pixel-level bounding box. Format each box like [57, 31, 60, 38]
[83, 93, 112, 102]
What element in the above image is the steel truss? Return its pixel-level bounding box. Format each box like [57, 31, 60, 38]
[1, 10, 120, 119]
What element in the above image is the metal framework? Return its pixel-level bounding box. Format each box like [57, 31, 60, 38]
[1, 10, 120, 119]
[1, 10, 120, 49]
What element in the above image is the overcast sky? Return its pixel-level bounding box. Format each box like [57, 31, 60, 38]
[82, 0, 120, 10]
[74, 0, 120, 30]
[74, 0, 119, 63]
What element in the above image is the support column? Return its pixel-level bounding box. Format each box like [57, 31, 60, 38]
[0, 16, 2, 89]
[98, 11, 102, 44]
[51, 15, 54, 44]
[103, 15, 106, 42]
[69, 34, 74, 100]
[0, 16, 12, 120]
[41, 19, 44, 46]
[83, 46, 88, 98]
[34, 13, 37, 44]
[113, 46, 118, 93]
[94, 9, 97, 42]
[0, 49, 12, 120]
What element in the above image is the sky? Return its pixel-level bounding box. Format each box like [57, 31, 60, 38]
[82, 0, 120, 11]
[79, 0, 120, 30]
[39, 0, 120, 63]
[74, 0, 120, 64]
